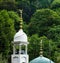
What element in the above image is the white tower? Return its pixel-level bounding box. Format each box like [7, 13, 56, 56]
[11, 10, 29, 63]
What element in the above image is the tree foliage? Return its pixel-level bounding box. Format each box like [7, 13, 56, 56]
[28, 35, 58, 62]
[28, 34, 40, 60]
[0, 10, 20, 58]
[51, 0, 60, 9]
[0, 0, 60, 63]
[47, 25, 60, 41]
[28, 9, 60, 36]
[16, 0, 36, 23]
[27, 0, 54, 8]
[0, 0, 17, 10]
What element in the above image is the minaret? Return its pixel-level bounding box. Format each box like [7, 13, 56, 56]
[40, 40, 43, 57]
[11, 9, 29, 63]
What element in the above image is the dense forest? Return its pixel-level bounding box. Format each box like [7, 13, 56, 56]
[0, 0, 60, 63]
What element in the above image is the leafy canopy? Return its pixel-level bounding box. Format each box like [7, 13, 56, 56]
[0, 10, 20, 58]
[28, 9, 60, 36]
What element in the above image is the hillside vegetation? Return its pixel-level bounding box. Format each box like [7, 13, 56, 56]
[0, 0, 60, 63]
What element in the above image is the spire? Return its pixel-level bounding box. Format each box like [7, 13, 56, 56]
[19, 9, 23, 29]
[40, 40, 43, 57]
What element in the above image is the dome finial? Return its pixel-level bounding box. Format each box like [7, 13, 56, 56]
[19, 9, 23, 29]
[40, 40, 43, 57]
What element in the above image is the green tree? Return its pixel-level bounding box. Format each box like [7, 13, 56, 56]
[17, 0, 36, 23]
[8, 11, 20, 31]
[28, 0, 54, 8]
[40, 36, 57, 61]
[0, 0, 36, 23]
[47, 25, 60, 61]
[47, 25, 60, 42]
[0, 10, 20, 59]
[54, 51, 60, 63]
[51, 0, 60, 9]
[28, 34, 40, 61]
[53, 8, 60, 16]
[28, 35, 57, 62]
[28, 9, 60, 36]
[0, 0, 17, 10]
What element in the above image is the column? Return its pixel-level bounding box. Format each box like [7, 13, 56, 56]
[13, 44, 15, 54]
[19, 44, 21, 54]
[25, 45, 27, 54]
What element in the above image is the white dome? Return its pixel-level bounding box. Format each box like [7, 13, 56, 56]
[14, 29, 28, 43]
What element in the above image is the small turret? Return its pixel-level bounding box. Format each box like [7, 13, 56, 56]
[11, 9, 29, 63]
